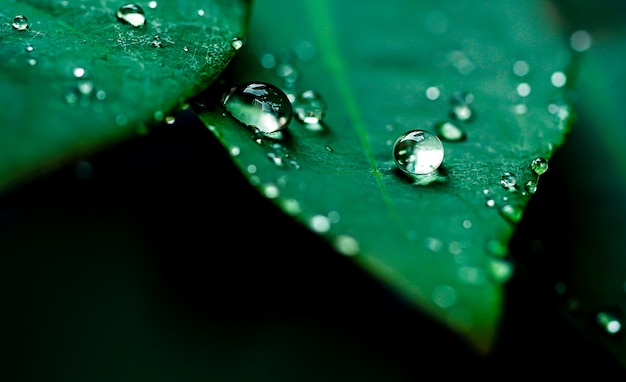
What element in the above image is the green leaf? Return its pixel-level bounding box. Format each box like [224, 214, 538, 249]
[192, 0, 574, 352]
[0, 0, 251, 194]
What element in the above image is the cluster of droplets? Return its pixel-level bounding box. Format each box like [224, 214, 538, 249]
[483, 156, 549, 225]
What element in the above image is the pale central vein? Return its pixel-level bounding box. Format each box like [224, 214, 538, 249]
[304, 0, 409, 235]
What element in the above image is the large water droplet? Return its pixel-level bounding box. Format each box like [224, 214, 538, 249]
[222, 82, 293, 134]
[293, 89, 327, 124]
[12, 15, 29, 31]
[116, 3, 146, 28]
[392, 130, 444, 175]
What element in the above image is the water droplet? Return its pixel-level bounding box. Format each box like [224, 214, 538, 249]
[485, 238, 508, 257]
[393, 130, 444, 175]
[293, 89, 327, 124]
[116, 4, 146, 28]
[449, 91, 474, 121]
[513, 60, 529, 77]
[310, 214, 331, 233]
[25, 45, 34, 52]
[183, 46, 189, 52]
[499, 203, 523, 224]
[152, 35, 162, 48]
[231, 37, 244, 50]
[597, 311, 622, 335]
[334, 235, 359, 256]
[500, 172, 517, 189]
[462, 219, 472, 229]
[435, 121, 466, 142]
[570, 30, 592, 52]
[425, 86, 440, 100]
[487, 258, 514, 283]
[432, 284, 456, 308]
[12, 15, 29, 31]
[516, 82, 531, 97]
[551, 71, 567, 88]
[148, 1, 158, 9]
[530, 157, 548, 175]
[261, 183, 280, 199]
[525, 179, 538, 194]
[73, 67, 86, 78]
[222, 82, 293, 134]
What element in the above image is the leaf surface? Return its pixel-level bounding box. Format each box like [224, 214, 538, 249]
[192, 0, 575, 353]
[0, 0, 250, 193]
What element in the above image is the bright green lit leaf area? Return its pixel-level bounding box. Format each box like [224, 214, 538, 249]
[192, 0, 574, 353]
[0, 0, 250, 194]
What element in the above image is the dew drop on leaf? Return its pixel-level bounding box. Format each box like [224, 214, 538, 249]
[525, 179, 538, 194]
[449, 91, 474, 121]
[435, 121, 466, 142]
[12, 15, 29, 31]
[500, 172, 517, 189]
[392, 130, 444, 175]
[293, 89, 327, 124]
[152, 35, 162, 48]
[231, 38, 244, 50]
[498, 203, 523, 224]
[222, 82, 293, 134]
[116, 3, 146, 28]
[530, 157, 548, 175]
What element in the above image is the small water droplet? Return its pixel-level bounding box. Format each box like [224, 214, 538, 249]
[487, 258, 514, 283]
[485, 238, 508, 257]
[152, 35, 162, 48]
[25, 45, 34, 52]
[261, 183, 280, 199]
[222, 82, 293, 134]
[551, 71, 567, 88]
[530, 157, 548, 175]
[425, 86, 441, 100]
[597, 311, 622, 335]
[116, 4, 146, 28]
[499, 203, 523, 224]
[449, 91, 474, 121]
[500, 172, 517, 189]
[432, 284, 456, 308]
[334, 235, 360, 256]
[513, 60, 530, 77]
[293, 89, 327, 124]
[73, 67, 86, 78]
[393, 130, 444, 175]
[12, 15, 29, 31]
[310, 214, 331, 233]
[525, 179, 538, 194]
[435, 121, 466, 142]
[148, 1, 158, 9]
[516, 82, 531, 97]
[231, 37, 244, 50]
[570, 30, 592, 52]
[183, 46, 189, 52]
[485, 198, 496, 207]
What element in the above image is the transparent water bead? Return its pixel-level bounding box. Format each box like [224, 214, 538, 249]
[500, 172, 517, 189]
[597, 311, 622, 335]
[393, 130, 445, 175]
[530, 157, 548, 175]
[449, 91, 474, 121]
[116, 3, 146, 28]
[293, 89, 327, 124]
[435, 121, 466, 142]
[12, 15, 29, 31]
[222, 82, 293, 134]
